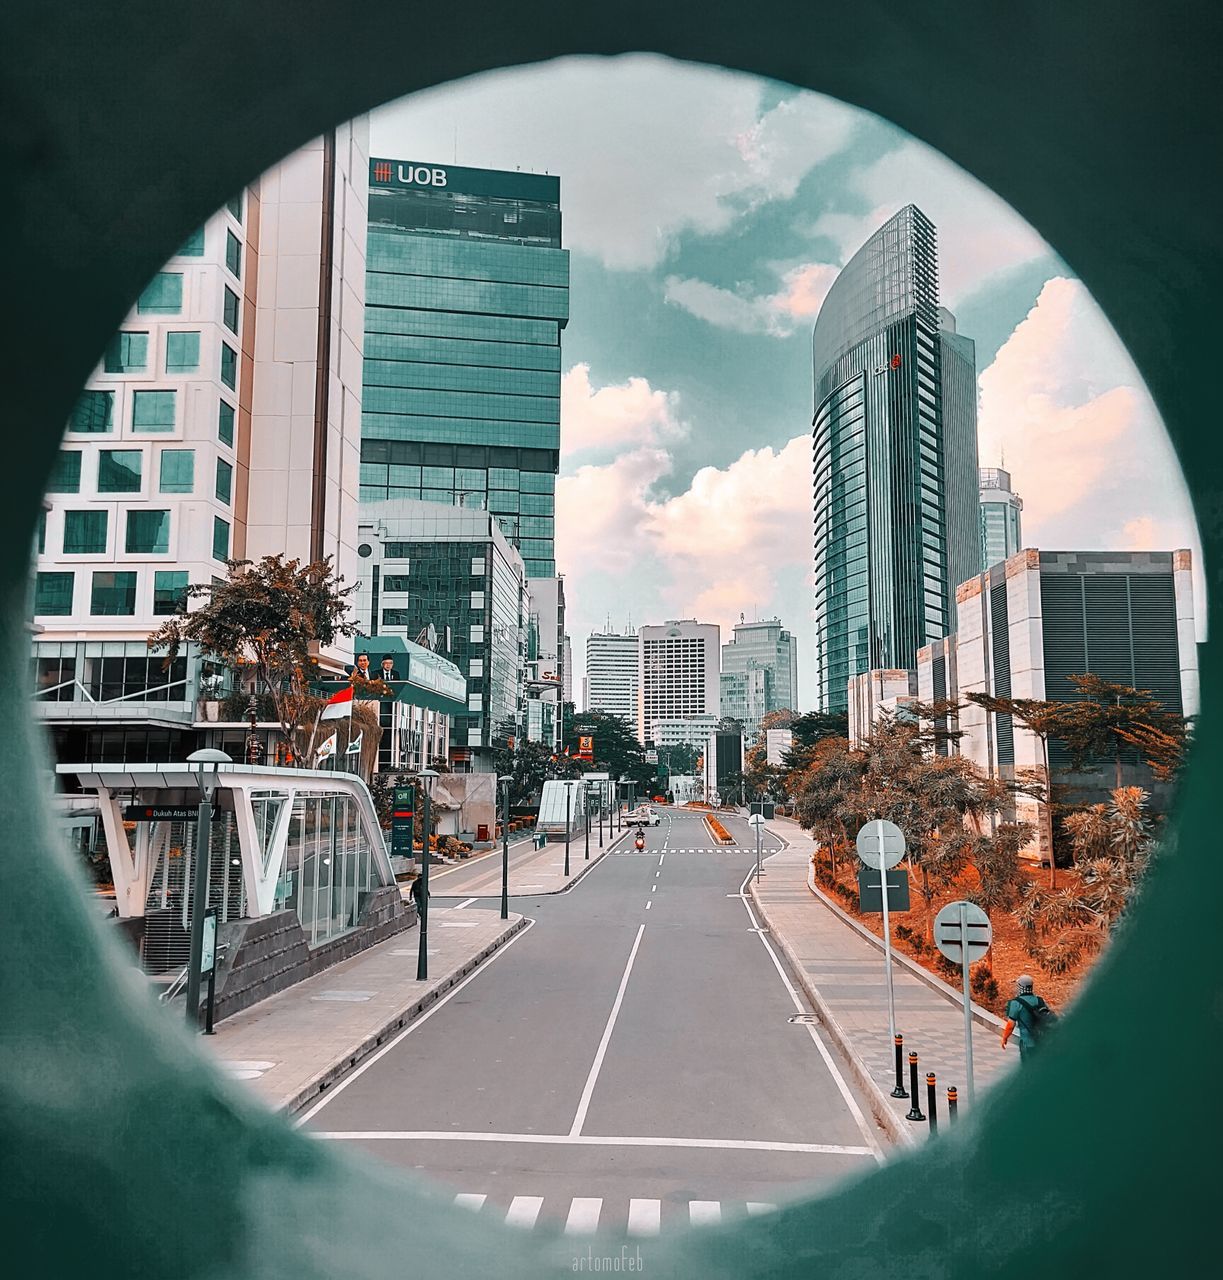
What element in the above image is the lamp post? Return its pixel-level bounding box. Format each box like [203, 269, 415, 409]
[185, 748, 231, 1027]
[598, 780, 605, 848]
[498, 773, 513, 920]
[584, 782, 593, 861]
[563, 780, 575, 877]
[416, 767, 438, 981]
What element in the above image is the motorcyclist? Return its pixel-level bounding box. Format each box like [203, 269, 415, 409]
[634, 825, 646, 851]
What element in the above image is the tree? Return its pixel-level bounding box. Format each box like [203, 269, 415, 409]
[1047, 674, 1188, 790]
[1017, 786, 1155, 974]
[566, 710, 653, 793]
[148, 554, 357, 765]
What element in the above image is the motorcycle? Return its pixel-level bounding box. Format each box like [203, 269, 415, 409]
[634, 827, 646, 851]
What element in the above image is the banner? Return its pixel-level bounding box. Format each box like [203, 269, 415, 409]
[578, 735, 594, 761]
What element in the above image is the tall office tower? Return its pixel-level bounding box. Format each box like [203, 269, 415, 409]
[360, 160, 569, 578]
[586, 631, 639, 725]
[718, 616, 799, 741]
[811, 205, 980, 713]
[637, 620, 720, 745]
[32, 124, 369, 765]
[355, 498, 528, 771]
[526, 575, 566, 748]
[979, 466, 1024, 570]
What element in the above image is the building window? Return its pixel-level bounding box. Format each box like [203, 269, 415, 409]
[153, 570, 189, 616]
[63, 509, 108, 555]
[164, 331, 200, 374]
[383, 542, 412, 559]
[98, 449, 142, 494]
[470, 625, 484, 644]
[34, 572, 74, 616]
[223, 286, 240, 334]
[177, 226, 206, 256]
[382, 609, 411, 628]
[68, 390, 114, 434]
[225, 230, 242, 279]
[471, 591, 485, 609]
[36, 509, 45, 555]
[218, 399, 235, 447]
[47, 450, 82, 494]
[471, 557, 486, 576]
[220, 342, 237, 390]
[214, 458, 232, 504]
[212, 516, 230, 562]
[381, 574, 410, 592]
[158, 450, 194, 494]
[227, 193, 243, 223]
[103, 331, 149, 373]
[126, 509, 170, 554]
[469, 659, 484, 677]
[131, 390, 177, 433]
[137, 272, 183, 315]
[90, 571, 137, 616]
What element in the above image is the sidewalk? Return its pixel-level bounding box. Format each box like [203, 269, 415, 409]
[750, 816, 1016, 1145]
[201, 905, 526, 1114]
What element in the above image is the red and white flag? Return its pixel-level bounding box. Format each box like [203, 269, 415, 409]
[321, 685, 353, 721]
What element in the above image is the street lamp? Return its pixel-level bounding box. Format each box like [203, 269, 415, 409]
[583, 780, 594, 861]
[619, 775, 632, 831]
[563, 780, 575, 877]
[416, 767, 439, 981]
[498, 773, 513, 920]
[598, 779, 605, 848]
[185, 748, 231, 1027]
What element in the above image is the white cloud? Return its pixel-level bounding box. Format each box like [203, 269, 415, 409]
[561, 363, 686, 457]
[804, 140, 1050, 304]
[978, 277, 1204, 626]
[663, 261, 839, 336]
[372, 56, 858, 271]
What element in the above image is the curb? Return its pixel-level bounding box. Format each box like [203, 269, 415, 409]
[748, 879, 917, 1150]
[282, 915, 529, 1116]
[803, 863, 1006, 1031]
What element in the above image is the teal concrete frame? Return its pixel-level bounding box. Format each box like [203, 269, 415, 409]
[1, 3, 1219, 1276]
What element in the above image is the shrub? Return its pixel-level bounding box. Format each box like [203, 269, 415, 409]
[971, 964, 1000, 1005]
[705, 815, 734, 843]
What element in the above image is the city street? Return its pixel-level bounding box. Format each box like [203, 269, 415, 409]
[300, 807, 884, 1237]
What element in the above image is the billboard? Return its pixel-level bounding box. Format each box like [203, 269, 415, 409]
[577, 735, 594, 761]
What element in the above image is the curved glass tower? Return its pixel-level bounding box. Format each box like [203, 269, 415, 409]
[811, 206, 979, 712]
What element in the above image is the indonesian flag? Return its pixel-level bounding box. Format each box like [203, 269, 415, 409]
[315, 732, 337, 763]
[321, 685, 353, 721]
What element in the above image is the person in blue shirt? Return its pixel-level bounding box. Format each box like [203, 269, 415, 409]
[1001, 974, 1058, 1062]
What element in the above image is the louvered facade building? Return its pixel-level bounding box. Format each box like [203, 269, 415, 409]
[915, 547, 1198, 854]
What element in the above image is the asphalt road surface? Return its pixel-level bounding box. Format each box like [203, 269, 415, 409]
[300, 807, 885, 1238]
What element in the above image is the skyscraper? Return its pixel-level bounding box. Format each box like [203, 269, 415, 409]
[719, 616, 798, 741]
[360, 159, 569, 578]
[979, 466, 1024, 569]
[637, 620, 720, 745]
[586, 631, 638, 725]
[811, 205, 980, 713]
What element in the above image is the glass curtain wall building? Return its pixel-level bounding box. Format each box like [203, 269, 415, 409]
[979, 466, 1024, 570]
[811, 205, 980, 712]
[362, 160, 569, 578]
[718, 617, 798, 741]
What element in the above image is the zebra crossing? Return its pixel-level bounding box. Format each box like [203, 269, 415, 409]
[614, 847, 749, 855]
[449, 1192, 778, 1234]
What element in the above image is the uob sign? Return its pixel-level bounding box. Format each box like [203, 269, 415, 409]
[398, 163, 447, 187]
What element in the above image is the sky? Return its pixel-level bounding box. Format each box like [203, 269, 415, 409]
[371, 55, 1203, 711]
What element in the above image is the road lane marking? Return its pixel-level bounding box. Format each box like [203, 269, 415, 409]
[569, 923, 647, 1138]
[746, 1202, 777, 1216]
[737, 865, 884, 1163]
[564, 1198, 602, 1235]
[294, 918, 537, 1125]
[313, 1131, 875, 1156]
[505, 1196, 544, 1229]
[650, 885, 656, 892]
[689, 1201, 721, 1227]
[627, 1199, 661, 1236]
[645, 900, 652, 910]
[438, 921, 480, 928]
[655, 870, 660, 878]
[452, 897, 478, 910]
[454, 1194, 486, 1211]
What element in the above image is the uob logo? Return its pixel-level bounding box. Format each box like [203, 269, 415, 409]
[397, 164, 448, 188]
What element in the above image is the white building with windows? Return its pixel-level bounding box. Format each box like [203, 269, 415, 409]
[33, 123, 370, 766]
[637, 619, 720, 745]
[586, 630, 638, 726]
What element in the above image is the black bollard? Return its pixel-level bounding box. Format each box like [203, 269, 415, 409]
[892, 1034, 908, 1098]
[905, 1052, 925, 1121]
[926, 1072, 938, 1134]
[947, 1086, 959, 1124]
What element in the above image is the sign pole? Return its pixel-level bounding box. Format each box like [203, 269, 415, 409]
[876, 820, 898, 1045]
[755, 823, 762, 882]
[960, 901, 976, 1102]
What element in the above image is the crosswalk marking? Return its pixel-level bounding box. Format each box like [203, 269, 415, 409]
[746, 1202, 777, 1216]
[564, 1198, 603, 1235]
[454, 1193, 486, 1211]
[505, 1196, 544, 1229]
[627, 1199, 661, 1236]
[689, 1201, 722, 1227]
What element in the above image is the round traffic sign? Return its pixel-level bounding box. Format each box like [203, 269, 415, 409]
[934, 900, 992, 964]
[855, 819, 905, 870]
[747, 813, 765, 827]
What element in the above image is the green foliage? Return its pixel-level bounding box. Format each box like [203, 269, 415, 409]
[148, 554, 356, 764]
[566, 709, 653, 792]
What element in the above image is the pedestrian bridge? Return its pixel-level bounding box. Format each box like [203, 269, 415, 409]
[57, 763, 404, 984]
